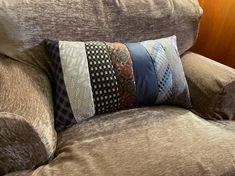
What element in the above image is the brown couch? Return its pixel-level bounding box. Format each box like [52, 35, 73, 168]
[0, 0, 235, 175]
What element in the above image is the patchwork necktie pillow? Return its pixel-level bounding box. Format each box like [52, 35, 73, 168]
[45, 36, 191, 131]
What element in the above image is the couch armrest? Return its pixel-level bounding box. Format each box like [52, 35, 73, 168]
[181, 52, 235, 120]
[0, 112, 49, 175]
[0, 56, 57, 174]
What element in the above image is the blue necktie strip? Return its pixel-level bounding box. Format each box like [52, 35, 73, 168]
[125, 42, 159, 106]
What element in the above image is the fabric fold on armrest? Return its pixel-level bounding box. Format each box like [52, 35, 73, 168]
[0, 55, 57, 174]
[181, 52, 235, 120]
[0, 112, 48, 175]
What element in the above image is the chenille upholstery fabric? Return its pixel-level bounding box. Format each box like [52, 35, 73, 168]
[0, 0, 202, 60]
[0, 56, 57, 174]
[0, 112, 48, 175]
[4, 0, 235, 175]
[182, 52, 235, 120]
[7, 107, 235, 176]
[0, 0, 202, 174]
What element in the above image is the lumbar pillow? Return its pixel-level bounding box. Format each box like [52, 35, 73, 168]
[45, 36, 191, 131]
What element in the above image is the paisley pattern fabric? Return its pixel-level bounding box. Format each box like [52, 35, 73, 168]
[107, 43, 136, 109]
[45, 36, 191, 131]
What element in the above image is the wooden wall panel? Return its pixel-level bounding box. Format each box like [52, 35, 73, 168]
[191, 0, 235, 68]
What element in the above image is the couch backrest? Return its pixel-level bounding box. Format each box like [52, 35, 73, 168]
[0, 0, 202, 57]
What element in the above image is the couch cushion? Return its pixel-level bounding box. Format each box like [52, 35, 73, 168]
[44, 36, 191, 131]
[0, 0, 202, 59]
[11, 106, 235, 176]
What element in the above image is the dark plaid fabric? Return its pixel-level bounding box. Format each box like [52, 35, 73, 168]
[44, 39, 76, 132]
[85, 41, 120, 114]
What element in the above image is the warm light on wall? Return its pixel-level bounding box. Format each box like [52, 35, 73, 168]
[192, 0, 235, 68]
[198, 0, 204, 6]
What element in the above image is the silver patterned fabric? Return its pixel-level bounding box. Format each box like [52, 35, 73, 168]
[59, 41, 95, 122]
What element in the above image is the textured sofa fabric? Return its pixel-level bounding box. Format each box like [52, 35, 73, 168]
[7, 106, 235, 176]
[2, 0, 235, 175]
[0, 56, 57, 174]
[0, 0, 202, 174]
[0, 112, 48, 175]
[182, 52, 235, 120]
[0, 0, 202, 58]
